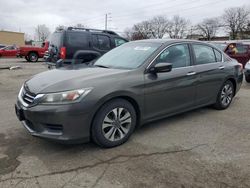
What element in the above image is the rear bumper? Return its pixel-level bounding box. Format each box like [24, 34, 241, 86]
[15, 100, 93, 144]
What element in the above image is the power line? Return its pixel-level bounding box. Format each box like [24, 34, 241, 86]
[113, 0, 202, 19]
[113, 0, 230, 27]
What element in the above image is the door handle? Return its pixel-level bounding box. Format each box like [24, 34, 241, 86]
[218, 66, 225, 70]
[186, 71, 196, 76]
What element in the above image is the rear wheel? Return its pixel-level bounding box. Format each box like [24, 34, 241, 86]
[25, 56, 29, 61]
[92, 99, 136, 148]
[214, 80, 234, 110]
[28, 52, 38, 62]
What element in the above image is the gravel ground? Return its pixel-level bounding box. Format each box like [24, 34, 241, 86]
[0, 58, 250, 188]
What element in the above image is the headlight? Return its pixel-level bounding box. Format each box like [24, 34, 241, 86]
[39, 88, 92, 104]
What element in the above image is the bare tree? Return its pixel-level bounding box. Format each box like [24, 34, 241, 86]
[197, 18, 220, 40]
[133, 20, 154, 39]
[150, 16, 170, 38]
[35, 24, 51, 41]
[123, 15, 170, 40]
[167, 15, 189, 39]
[222, 6, 250, 39]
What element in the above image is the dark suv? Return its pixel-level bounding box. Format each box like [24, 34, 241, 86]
[44, 27, 128, 66]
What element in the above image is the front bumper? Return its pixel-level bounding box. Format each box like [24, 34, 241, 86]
[15, 99, 93, 144]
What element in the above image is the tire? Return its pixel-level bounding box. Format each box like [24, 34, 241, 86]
[28, 52, 38, 62]
[213, 80, 235, 110]
[25, 56, 29, 61]
[92, 99, 136, 148]
[245, 75, 250, 83]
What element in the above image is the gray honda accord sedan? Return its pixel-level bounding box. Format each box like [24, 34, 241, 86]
[15, 39, 243, 147]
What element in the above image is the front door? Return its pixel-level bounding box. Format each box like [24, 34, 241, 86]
[144, 43, 196, 120]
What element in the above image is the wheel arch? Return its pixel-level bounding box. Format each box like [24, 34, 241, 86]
[28, 51, 39, 55]
[226, 77, 237, 96]
[90, 94, 142, 137]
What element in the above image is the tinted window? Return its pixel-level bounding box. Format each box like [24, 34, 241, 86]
[214, 49, 222, 62]
[66, 32, 89, 47]
[155, 44, 191, 68]
[193, 44, 216, 64]
[236, 44, 248, 54]
[115, 38, 127, 47]
[92, 35, 111, 50]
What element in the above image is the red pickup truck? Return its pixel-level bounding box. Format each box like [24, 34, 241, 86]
[17, 41, 49, 62]
[210, 42, 250, 68]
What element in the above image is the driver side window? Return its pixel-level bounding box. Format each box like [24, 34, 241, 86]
[155, 44, 191, 68]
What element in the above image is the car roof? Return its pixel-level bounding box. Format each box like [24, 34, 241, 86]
[131, 39, 212, 45]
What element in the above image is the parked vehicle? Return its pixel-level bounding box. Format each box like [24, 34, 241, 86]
[17, 41, 49, 62]
[44, 27, 128, 66]
[0, 44, 6, 49]
[15, 39, 243, 148]
[0, 45, 18, 57]
[244, 60, 250, 82]
[210, 42, 250, 68]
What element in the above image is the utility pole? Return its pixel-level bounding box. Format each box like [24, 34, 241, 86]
[105, 14, 107, 30]
[105, 13, 111, 30]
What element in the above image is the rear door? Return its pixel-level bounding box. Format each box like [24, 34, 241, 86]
[192, 43, 226, 105]
[65, 31, 91, 60]
[92, 34, 112, 55]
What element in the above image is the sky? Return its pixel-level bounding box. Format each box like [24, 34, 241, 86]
[0, 0, 249, 38]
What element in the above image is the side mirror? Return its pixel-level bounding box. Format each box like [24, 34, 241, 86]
[148, 63, 172, 73]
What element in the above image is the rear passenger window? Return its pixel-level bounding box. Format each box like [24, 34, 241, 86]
[92, 35, 111, 50]
[214, 49, 222, 62]
[193, 44, 216, 65]
[155, 44, 191, 68]
[66, 32, 89, 47]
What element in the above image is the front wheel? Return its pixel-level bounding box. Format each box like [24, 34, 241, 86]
[92, 99, 136, 148]
[214, 80, 234, 110]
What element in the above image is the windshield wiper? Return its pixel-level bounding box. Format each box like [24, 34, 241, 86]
[94, 64, 110, 68]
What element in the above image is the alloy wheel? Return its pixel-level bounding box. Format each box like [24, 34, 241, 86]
[102, 107, 132, 142]
[221, 84, 233, 106]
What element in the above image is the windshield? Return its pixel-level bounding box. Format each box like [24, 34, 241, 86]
[94, 42, 162, 69]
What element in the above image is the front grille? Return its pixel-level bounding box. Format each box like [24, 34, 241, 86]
[22, 87, 36, 105]
[45, 124, 63, 131]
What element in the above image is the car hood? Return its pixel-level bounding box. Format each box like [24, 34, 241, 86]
[25, 67, 130, 94]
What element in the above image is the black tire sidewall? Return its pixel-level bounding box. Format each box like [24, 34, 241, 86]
[216, 81, 234, 109]
[92, 99, 136, 148]
[28, 53, 38, 62]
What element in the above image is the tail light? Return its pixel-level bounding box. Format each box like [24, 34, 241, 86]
[60, 47, 66, 59]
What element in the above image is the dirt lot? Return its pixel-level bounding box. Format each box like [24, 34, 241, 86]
[0, 58, 250, 188]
